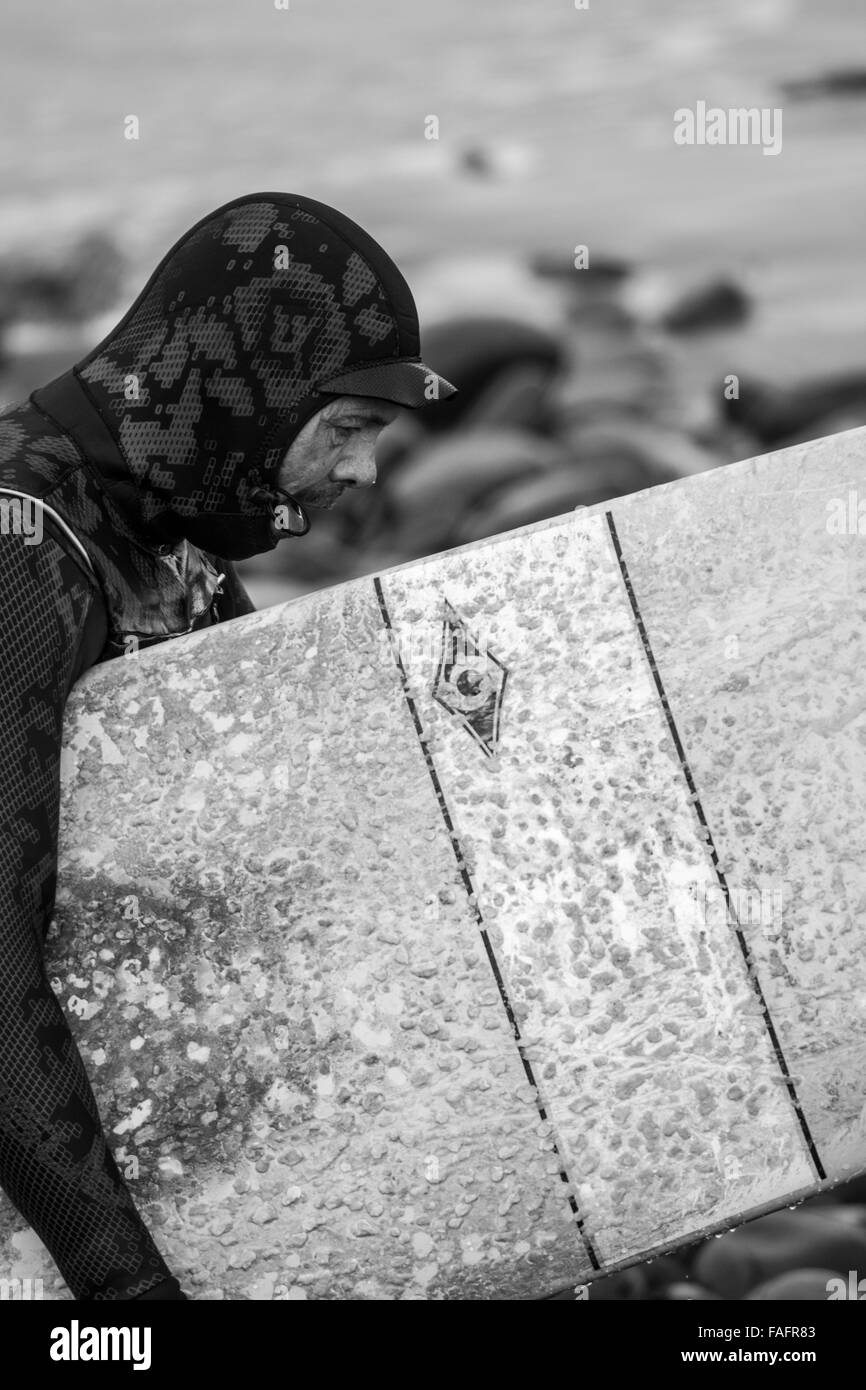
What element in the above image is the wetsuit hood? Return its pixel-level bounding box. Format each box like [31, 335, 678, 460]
[31, 192, 456, 559]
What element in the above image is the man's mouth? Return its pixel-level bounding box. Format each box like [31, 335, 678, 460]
[307, 487, 346, 509]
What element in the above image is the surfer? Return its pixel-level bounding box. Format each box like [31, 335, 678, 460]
[0, 192, 456, 1300]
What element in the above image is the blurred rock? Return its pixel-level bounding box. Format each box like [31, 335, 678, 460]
[658, 1281, 721, 1300]
[781, 68, 866, 101]
[415, 315, 566, 436]
[563, 417, 722, 483]
[458, 361, 566, 436]
[662, 280, 751, 335]
[580, 1266, 648, 1300]
[834, 1173, 866, 1205]
[694, 1209, 866, 1299]
[457, 141, 536, 180]
[389, 426, 568, 553]
[456, 464, 607, 542]
[623, 270, 752, 334]
[797, 1186, 852, 1210]
[554, 317, 671, 420]
[812, 1203, 866, 1229]
[0, 230, 125, 326]
[459, 145, 497, 178]
[61, 231, 127, 322]
[531, 250, 632, 288]
[0, 342, 82, 407]
[530, 252, 634, 318]
[771, 408, 866, 451]
[722, 371, 866, 449]
[745, 1268, 842, 1300]
[643, 1255, 689, 1289]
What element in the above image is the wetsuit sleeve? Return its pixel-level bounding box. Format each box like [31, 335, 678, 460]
[0, 529, 180, 1300]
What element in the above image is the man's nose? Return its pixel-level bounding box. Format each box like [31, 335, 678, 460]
[333, 449, 377, 489]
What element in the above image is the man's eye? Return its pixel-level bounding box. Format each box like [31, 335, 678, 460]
[330, 422, 357, 437]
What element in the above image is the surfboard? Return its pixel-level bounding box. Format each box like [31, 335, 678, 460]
[4, 426, 866, 1301]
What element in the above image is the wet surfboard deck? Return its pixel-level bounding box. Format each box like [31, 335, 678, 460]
[4, 426, 866, 1300]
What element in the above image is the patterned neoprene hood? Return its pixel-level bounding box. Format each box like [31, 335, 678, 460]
[55, 191, 454, 558]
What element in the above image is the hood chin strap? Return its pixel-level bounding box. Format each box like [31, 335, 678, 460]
[249, 486, 311, 537]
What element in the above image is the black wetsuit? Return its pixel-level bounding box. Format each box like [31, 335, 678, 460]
[0, 439, 253, 1299]
[0, 191, 455, 1300]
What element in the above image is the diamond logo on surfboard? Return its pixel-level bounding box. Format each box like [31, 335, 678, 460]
[432, 599, 507, 757]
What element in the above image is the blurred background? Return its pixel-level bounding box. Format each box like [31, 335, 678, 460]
[2, 0, 865, 1299]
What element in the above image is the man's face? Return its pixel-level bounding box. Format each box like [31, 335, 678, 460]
[275, 395, 401, 517]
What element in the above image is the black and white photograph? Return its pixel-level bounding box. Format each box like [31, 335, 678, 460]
[1, 0, 865, 1361]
